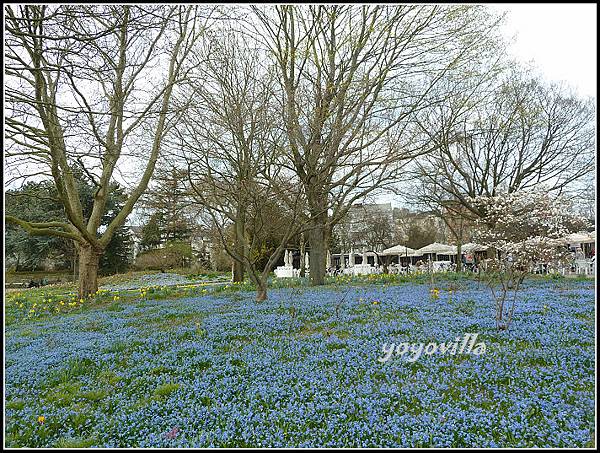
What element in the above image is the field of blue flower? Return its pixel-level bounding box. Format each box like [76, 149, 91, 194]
[4, 277, 595, 447]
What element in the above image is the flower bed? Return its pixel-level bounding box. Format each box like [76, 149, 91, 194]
[4, 279, 595, 447]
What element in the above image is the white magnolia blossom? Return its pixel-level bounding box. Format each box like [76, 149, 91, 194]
[469, 188, 590, 331]
[470, 189, 589, 269]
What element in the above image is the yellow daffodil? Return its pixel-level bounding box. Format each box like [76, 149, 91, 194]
[37, 415, 45, 425]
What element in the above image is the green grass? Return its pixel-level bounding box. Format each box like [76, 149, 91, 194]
[55, 436, 99, 448]
[153, 382, 181, 398]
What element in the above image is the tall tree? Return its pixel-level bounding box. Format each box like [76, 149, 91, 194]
[5, 5, 208, 297]
[138, 213, 163, 253]
[252, 4, 504, 285]
[171, 28, 306, 301]
[411, 70, 596, 221]
[404, 223, 438, 251]
[140, 167, 196, 244]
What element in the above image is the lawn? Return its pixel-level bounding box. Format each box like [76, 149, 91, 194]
[4, 276, 595, 447]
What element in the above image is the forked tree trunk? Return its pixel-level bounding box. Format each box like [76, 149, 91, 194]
[78, 243, 102, 299]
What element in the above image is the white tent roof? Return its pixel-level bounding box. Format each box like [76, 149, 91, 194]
[416, 242, 458, 255]
[461, 242, 488, 253]
[562, 232, 595, 245]
[381, 245, 417, 256]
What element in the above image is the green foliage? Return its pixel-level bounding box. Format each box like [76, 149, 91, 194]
[135, 241, 193, 270]
[139, 213, 163, 252]
[138, 168, 196, 252]
[5, 182, 71, 271]
[100, 224, 133, 275]
[455, 298, 477, 316]
[96, 184, 133, 275]
[6, 168, 133, 274]
[55, 437, 98, 448]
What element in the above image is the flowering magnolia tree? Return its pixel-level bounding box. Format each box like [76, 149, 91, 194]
[471, 189, 589, 330]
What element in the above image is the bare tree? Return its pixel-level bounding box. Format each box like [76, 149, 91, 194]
[5, 5, 210, 297]
[356, 208, 398, 272]
[409, 179, 479, 270]
[411, 69, 596, 222]
[170, 28, 307, 301]
[250, 4, 504, 285]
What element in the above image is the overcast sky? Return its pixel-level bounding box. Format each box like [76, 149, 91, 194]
[490, 3, 597, 98]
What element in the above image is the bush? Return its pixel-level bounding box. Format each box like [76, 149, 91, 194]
[135, 241, 193, 270]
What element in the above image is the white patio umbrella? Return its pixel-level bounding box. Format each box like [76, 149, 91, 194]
[562, 232, 595, 245]
[381, 245, 416, 256]
[417, 242, 457, 255]
[382, 244, 418, 265]
[461, 243, 488, 253]
[416, 242, 458, 261]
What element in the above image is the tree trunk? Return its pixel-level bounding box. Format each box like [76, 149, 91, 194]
[456, 242, 462, 272]
[233, 210, 245, 283]
[299, 232, 306, 277]
[382, 256, 389, 274]
[72, 240, 79, 282]
[255, 279, 268, 302]
[308, 221, 326, 286]
[78, 243, 101, 299]
[233, 261, 244, 283]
